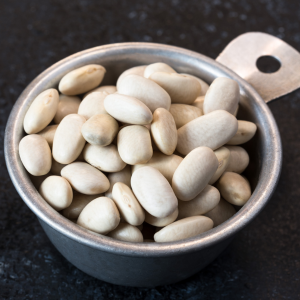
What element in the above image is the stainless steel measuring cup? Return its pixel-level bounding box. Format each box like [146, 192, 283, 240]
[5, 32, 300, 287]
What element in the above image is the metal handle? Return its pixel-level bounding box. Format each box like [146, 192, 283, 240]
[216, 32, 300, 103]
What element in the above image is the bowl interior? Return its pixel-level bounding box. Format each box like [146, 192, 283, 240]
[5, 43, 281, 256]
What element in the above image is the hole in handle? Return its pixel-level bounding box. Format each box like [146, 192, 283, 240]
[256, 55, 281, 73]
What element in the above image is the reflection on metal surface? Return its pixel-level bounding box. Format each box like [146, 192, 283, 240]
[216, 32, 300, 103]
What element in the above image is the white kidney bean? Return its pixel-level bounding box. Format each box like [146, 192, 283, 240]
[150, 108, 177, 155]
[19, 134, 52, 176]
[209, 147, 231, 184]
[191, 96, 204, 112]
[39, 175, 73, 211]
[36, 124, 58, 148]
[83, 143, 126, 173]
[77, 197, 120, 234]
[59, 64, 106, 95]
[81, 114, 119, 146]
[203, 77, 239, 115]
[217, 172, 251, 206]
[131, 166, 178, 218]
[23, 89, 59, 134]
[112, 182, 145, 226]
[116, 65, 147, 88]
[145, 208, 178, 227]
[107, 223, 143, 243]
[117, 125, 153, 165]
[178, 185, 220, 219]
[62, 192, 103, 220]
[226, 146, 249, 174]
[117, 74, 171, 112]
[154, 216, 213, 243]
[172, 147, 218, 201]
[149, 72, 201, 104]
[105, 165, 132, 199]
[177, 110, 238, 155]
[54, 95, 81, 124]
[144, 62, 176, 78]
[61, 162, 110, 195]
[205, 198, 236, 227]
[180, 73, 209, 96]
[52, 114, 86, 164]
[227, 120, 257, 145]
[78, 91, 108, 120]
[131, 151, 183, 184]
[169, 104, 203, 128]
[84, 85, 117, 98]
[104, 94, 153, 125]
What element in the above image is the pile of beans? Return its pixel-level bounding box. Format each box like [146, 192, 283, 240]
[19, 62, 257, 243]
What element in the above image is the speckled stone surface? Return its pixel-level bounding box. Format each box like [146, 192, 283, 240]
[1, 0, 300, 299]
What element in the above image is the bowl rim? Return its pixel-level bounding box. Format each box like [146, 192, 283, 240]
[4, 42, 282, 257]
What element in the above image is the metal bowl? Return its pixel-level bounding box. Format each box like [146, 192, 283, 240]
[4, 41, 282, 287]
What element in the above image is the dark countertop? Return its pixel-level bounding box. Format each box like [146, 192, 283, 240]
[1, 0, 300, 299]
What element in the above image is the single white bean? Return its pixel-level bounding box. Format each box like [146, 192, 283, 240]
[117, 125, 153, 165]
[180, 73, 209, 96]
[203, 77, 239, 115]
[77, 197, 120, 234]
[78, 91, 108, 120]
[131, 166, 178, 218]
[81, 114, 119, 146]
[226, 146, 249, 174]
[62, 192, 103, 220]
[107, 223, 143, 242]
[23, 89, 59, 134]
[205, 198, 236, 227]
[52, 114, 86, 164]
[19, 134, 52, 176]
[144, 62, 176, 78]
[178, 185, 220, 219]
[104, 94, 153, 125]
[39, 175, 73, 211]
[177, 110, 238, 155]
[105, 165, 132, 199]
[131, 151, 183, 184]
[169, 104, 203, 128]
[151, 108, 177, 155]
[83, 143, 126, 172]
[59, 64, 106, 95]
[209, 147, 231, 184]
[116, 65, 147, 88]
[61, 162, 110, 195]
[112, 182, 145, 226]
[145, 208, 178, 227]
[217, 172, 251, 206]
[117, 74, 171, 112]
[149, 72, 201, 104]
[154, 216, 213, 242]
[172, 147, 218, 201]
[191, 96, 204, 112]
[36, 124, 58, 148]
[84, 85, 117, 98]
[227, 120, 257, 145]
[54, 95, 81, 124]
